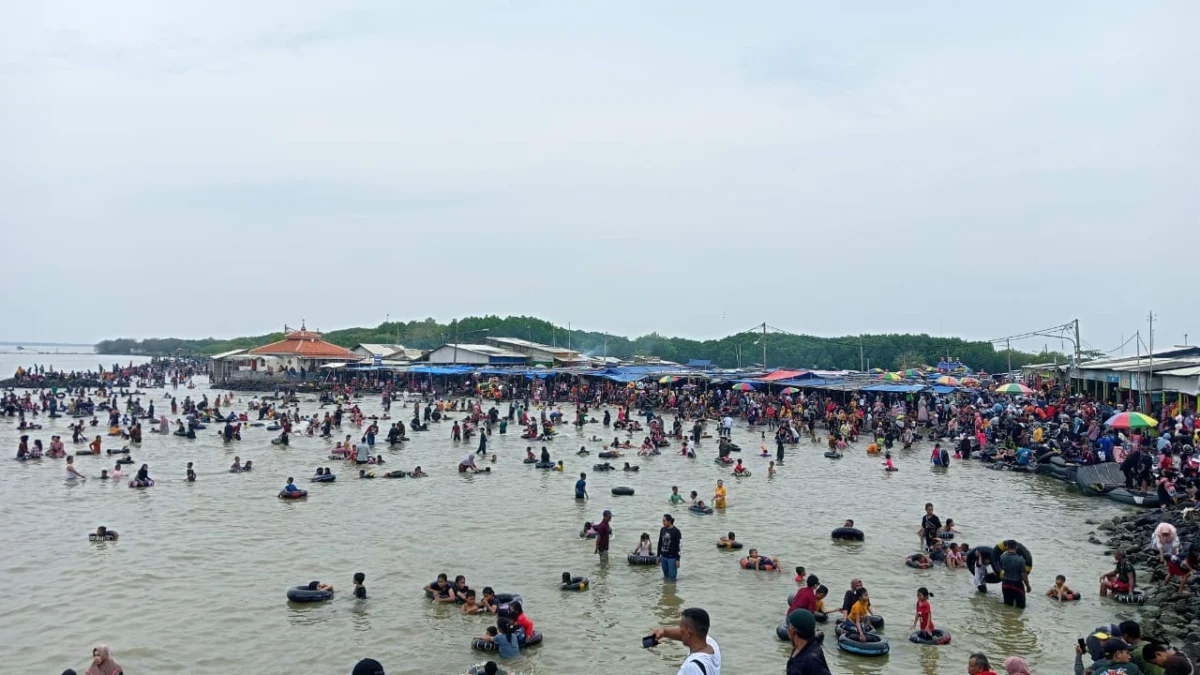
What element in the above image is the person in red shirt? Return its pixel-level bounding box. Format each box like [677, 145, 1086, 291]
[967, 653, 998, 675]
[910, 587, 934, 638]
[788, 574, 820, 614]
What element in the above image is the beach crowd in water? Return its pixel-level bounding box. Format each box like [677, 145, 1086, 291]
[6, 366, 1199, 674]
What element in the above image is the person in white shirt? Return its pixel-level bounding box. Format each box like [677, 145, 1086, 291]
[356, 442, 370, 464]
[649, 607, 720, 675]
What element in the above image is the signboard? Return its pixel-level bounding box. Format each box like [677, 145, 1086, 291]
[373, 355, 382, 366]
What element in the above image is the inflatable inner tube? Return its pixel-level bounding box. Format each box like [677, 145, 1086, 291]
[689, 505, 714, 515]
[534, 461, 555, 469]
[592, 464, 614, 471]
[611, 486, 635, 496]
[622, 465, 640, 472]
[105, 448, 129, 455]
[89, 533, 118, 541]
[116, 457, 134, 465]
[815, 611, 828, 623]
[278, 489, 308, 499]
[560, 576, 589, 591]
[628, 554, 659, 565]
[597, 451, 620, 459]
[713, 458, 733, 466]
[905, 555, 929, 569]
[885, 467, 899, 472]
[909, 629, 952, 645]
[740, 557, 776, 571]
[128, 479, 154, 488]
[732, 470, 751, 477]
[312, 474, 336, 483]
[868, 615, 885, 629]
[716, 541, 744, 550]
[824, 452, 843, 459]
[1114, 592, 1146, 605]
[523, 458, 538, 464]
[991, 540, 1033, 576]
[471, 631, 542, 652]
[937, 531, 954, 540]
[287, 586, 333, 602]
[776, 623, 790, 641]
[1048, 591, 1082, 601]
[384, 471, 407, 478]
[831, 527, 864, 541]
[837, 631, 890, 656]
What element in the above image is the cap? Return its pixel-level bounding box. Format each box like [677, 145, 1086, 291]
[787, 609, 816, 638]
[1104, 639, 1133, 656]
[352, 658, 385, 675]
[602, 510, 613, 517]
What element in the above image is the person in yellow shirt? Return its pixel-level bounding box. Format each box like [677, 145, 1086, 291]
[1032, 425, 1044, 444]
[846, 587, 873, 641]
[713, 479, 727, 509]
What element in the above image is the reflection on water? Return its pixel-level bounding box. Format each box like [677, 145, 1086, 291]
[0, 377, 1150, 674]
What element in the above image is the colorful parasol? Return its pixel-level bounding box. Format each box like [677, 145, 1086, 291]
[935, 375, 961, 386]
[877, 372, 903, 382]
[961, 377, 981, 387]
[1104, 412, 1158, 429]
[992, 383, 1034, 396]
[730, 383, 755, 391]
[780, 387, 799, 395]
[900, 369, 921, 378]
[870, 368, 884, 374]
[659, 375, 680, 384]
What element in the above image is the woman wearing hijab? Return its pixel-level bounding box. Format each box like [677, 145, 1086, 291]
[87, 644, 122, 675]
[135, 464, 151, 483]
[1151, 522, 1180, 562]
[1003, 655, 1032, 675]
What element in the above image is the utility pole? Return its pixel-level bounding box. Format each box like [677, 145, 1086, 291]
[1147, 311, 1156, 411]
[859, 335, 865, 372]
[1006, 338, 1012, 374]
[603, 334, 608, 362]
[761, 323, 768, 371]
[568, 322, 571, 351]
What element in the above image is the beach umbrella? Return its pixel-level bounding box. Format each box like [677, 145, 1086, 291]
[731, 383, 755, 391]
[780, 387, 799, 395]
[659, 375, 679, 384]
[935, 375, 961, 386]
[992, 383, 1034, 396]
[870, 368, 884, 374]
[1104, 412, 1158, 430]
[961, 377, 981, 387]
[877, 372, 903, 382]
[901, 369, 922, 378]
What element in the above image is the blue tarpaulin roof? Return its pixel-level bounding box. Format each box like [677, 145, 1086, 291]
[687, 360, 712, 368]
[931, 385, 959, 394]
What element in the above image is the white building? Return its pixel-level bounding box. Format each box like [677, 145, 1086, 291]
[485, 337, 588, 365]
[424, 344, 528, 366]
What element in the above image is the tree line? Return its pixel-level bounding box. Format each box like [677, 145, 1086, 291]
[95, 314, 1064, 374]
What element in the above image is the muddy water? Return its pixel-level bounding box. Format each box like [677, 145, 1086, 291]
[0, 372, 1144, 674]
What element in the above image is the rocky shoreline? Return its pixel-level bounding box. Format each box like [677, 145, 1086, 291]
[0, 378, 108, 390]
[1098, 506, 1200, 661]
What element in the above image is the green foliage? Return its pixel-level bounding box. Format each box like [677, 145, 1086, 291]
[95, 315, 1053, 373]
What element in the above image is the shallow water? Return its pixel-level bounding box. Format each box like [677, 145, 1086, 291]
[0, 366, 1150, 675]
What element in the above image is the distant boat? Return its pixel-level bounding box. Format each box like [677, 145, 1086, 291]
[15, 346, 24, 351]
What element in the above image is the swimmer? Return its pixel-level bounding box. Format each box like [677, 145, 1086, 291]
[945, 543, 965, 569]
[732, 459, 745, 474]
[243, 460, 253, 471]
[89, 436, 102, 455]
[479, 586, 499, 614]
[94, 526, 118, 541]
[99, 469, 109, 480]
[554, 460, 564, 472]
[718, 531, 738, 548]
[358, 469, 375, 479]
[186, 462, 196, 482]
[743, 548, 780, 570]
[910, 587, 935, 638]
[689, 490, 699, 505]
[353, 572, 367, 599]
[768, 461, 776, 477]
[425, 573, 456, 603]
[794, 566, 807, 584]
[411, 466, 427, 477]
[461, 589, 484, 614]
[1046, 574, 1076, 602]
[525, 447, 536, 461]
[908, 552, 933, 569]
[307, 580, 334, 593]
[490, 454, 497, 463]
[64, 456, 86, 481]
[633, 532, 655, 557]
[883, 452, 897, 471]
[576, 446, 590, 456]
[282, 476, 300, 493]
[669, 486, 684, 504]
[230, 457, 242, 472]
[713, 479, 727, 508]
[111, 463, 122, 479]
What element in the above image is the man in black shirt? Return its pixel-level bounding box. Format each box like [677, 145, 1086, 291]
[840, 578, 863, 615]
[785, 609, 832, 675]
[658, 514, 682, 582]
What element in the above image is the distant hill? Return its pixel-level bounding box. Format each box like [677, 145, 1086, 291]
[94, 315, 1062, 374]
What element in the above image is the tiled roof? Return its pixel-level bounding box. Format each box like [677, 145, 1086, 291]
[249, 330, 358, 360]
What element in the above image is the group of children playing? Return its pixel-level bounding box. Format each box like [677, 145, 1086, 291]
[422, 573, 536, 660]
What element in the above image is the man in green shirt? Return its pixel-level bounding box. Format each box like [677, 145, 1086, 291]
[1076, 639, 1142, 675]
[1100, 550, 1137, 597]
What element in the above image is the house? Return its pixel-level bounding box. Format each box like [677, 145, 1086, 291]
[424, 343, 528, 366]
[230, 325, 360, 380]
[485, 337, 586, 366]
[351, 344, 426, 363]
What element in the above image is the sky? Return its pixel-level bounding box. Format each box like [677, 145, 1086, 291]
[1, 1, 1197, 354]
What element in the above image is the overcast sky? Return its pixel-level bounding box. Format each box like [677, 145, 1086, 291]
[2, 1, 1196, 353]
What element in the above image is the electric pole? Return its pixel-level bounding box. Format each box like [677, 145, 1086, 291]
[859, 335, 865, 372]
[1147, 311, 1156, 410]
[761, 323, 768, 371]
[1006, 338, 1012, 374]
